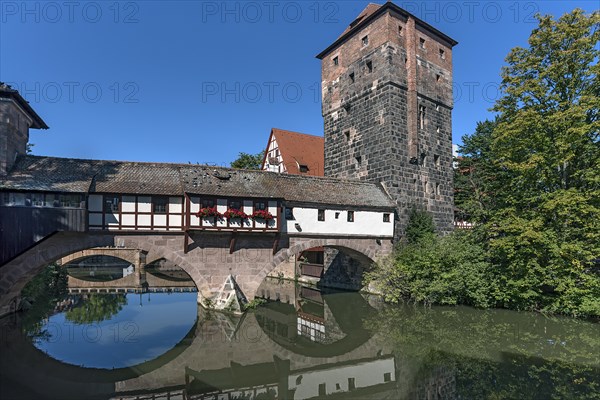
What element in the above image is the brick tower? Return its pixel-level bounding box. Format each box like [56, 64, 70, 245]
[317, 2, 457, 236]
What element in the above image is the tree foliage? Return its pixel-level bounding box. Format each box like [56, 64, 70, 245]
[484, 9, 600, 317]
[405, 207, 436, 243]
[230, 151, 265, 170]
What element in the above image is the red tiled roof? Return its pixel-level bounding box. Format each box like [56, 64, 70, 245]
[338, 3, 382, 38]
[265, 128, 325, 176]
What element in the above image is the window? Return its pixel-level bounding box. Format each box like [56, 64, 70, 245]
[435, 104, 440, 111]
[434, 154, 440, 167]
[104, 195, 119, 212]
[384, 372, 392, 382]
[355, 156, 362, 168]
[348, 377, 356, 391]
[383, 213, 390, 222]
[366, 60, 373, 73]
[44, 193, 60, 207]
[254, 201, 266, 211]
[275, 149, 279, 157]
[419, 37, 426, 49]
[153, 197, 167, 214]
[398, 25, 403, 35]
[333, 56, 338, 66]
[418, 105, 426, 129]
[285, 207, 295, 220]
[436, 74, 441, 82]
[436, 126, 441, 134]
[318, 209, 325, 221]
[335, 212, 340, 219]
[299, 164, 309, 173]
[318, 383, 326, 396]
[436, 183, 441, 195]
[439, 48, 445, 59]
[229, 200, 242, 210]
[344, 130, 351, 141]
[349, 72, 355, 83]
[347, 211, 354, 222]
[201, 198, 215, 208]
[31, 193, 44, 207]
[362, 35, 369, 46]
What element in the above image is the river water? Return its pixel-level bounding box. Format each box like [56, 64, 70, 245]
[0, 266, 598, 400]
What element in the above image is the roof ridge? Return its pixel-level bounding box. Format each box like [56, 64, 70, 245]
[271, 128, 323, 139]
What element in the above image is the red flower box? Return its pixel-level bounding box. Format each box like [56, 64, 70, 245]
[196, 207, 223, 218]
[252, 210, 274, 221]
[224, 209, 248, 220]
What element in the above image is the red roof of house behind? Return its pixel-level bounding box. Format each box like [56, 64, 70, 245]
[263, 128, 324, 176]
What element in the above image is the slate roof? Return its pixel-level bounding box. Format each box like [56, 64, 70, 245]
[2, 155, 395, 209]
[263, 128, 325, 176]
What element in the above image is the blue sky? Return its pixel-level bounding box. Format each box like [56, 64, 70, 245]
[1, 1, 596, 164]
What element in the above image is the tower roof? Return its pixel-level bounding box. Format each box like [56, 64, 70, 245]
[0, 82, 49, 129]
[316, 1, 458, 60]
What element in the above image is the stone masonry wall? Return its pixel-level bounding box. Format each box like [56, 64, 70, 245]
[321, 10, 455, 236]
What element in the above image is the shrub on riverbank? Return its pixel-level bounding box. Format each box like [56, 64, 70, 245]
[367, 230, 496, 308]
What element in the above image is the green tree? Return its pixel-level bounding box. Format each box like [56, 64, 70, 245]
[405, 207, 436, 244]
[454, 119, 508, 224]
[230, 151, 265, 170]
[65, 294, 128, 324]
[486, 9, 600, 316]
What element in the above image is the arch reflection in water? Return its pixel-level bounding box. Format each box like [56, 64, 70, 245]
[21, 259, 198, 370]
[4, 276, 599, 399]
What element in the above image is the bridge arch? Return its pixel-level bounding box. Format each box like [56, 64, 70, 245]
[249, 237, 390, 299]
[0, 232, 212, 315]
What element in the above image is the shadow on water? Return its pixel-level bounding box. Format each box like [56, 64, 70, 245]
[1, 274, 599, 399]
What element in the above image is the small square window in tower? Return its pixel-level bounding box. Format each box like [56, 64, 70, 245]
[366, 60, 373, 73]
[355, 156, 362, 169]
[349, 72, 355, 83]
[419, 38, 426, 49]
[434, 154, 440, 167]
[439, 48, 445, 59]
[362, 35, 369, 46]
[398, 25, 403, 35]
[333, 56, 339, 66]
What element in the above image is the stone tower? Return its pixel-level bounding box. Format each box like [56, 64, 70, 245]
[0, 83, 48, 175]
[317, 2, 457, 236]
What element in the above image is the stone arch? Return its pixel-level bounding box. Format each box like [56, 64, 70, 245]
[0, 232, 211, 315]
[249, 237, 389, 300]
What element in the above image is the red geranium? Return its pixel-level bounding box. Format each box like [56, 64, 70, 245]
[196, 207, 222, 218]
[251, 210, 274, 220]
[223, 209, 248, 219]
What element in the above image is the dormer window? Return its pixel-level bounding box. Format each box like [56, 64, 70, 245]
[362, 35, 369, 46]
[333, 56, 339, 66]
